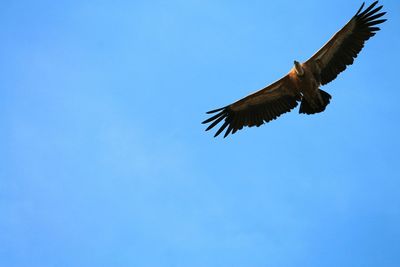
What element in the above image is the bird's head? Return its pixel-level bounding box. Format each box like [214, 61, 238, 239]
[293, 60, 304, 76]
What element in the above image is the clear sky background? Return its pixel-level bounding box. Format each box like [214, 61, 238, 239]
[1, 1, 399, 266]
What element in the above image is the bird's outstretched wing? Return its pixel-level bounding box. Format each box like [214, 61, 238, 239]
[202, 76, 300, 138]
[306, 1, 386, 85]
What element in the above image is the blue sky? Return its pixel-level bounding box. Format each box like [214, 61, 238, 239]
[1, 0, 399, 266]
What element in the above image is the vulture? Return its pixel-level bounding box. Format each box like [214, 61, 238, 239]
[202, 1, 386, 138]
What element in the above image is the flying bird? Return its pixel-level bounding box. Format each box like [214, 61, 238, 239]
[202, 1, 386, 138]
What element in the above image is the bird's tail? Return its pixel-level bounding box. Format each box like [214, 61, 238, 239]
[299, 89, 331, 115]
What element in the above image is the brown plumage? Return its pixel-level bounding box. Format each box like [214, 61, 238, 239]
[202, 1, 386, 138]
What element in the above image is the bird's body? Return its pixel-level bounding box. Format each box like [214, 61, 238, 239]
[202, 1, 386, 138]
[292, 61, 331, 115]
